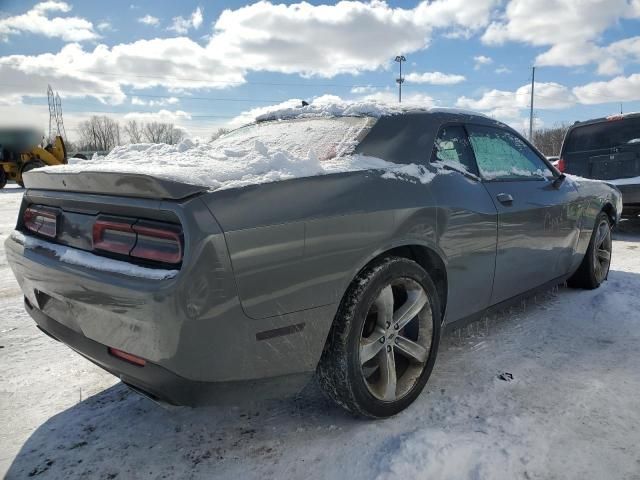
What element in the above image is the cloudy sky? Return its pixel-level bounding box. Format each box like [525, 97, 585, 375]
[1, 0, 640, 141]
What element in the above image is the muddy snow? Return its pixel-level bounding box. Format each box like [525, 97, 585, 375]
[1, 184, 640, 479]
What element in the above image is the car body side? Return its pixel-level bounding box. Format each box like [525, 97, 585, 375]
[5, 111, 621, 405]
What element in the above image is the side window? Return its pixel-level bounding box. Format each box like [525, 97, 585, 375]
[431, 125, 479, 176]
[467, 125, 553, 180]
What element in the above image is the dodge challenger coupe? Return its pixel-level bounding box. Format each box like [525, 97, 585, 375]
[6, 106, 622, 418]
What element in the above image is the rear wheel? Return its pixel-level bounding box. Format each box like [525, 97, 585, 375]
[568, 212, 612, 289]
[17, 159, 46, 187]
[317, 257, 441, 418]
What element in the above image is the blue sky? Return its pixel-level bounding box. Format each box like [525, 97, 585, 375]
[1, 0, 639, 141]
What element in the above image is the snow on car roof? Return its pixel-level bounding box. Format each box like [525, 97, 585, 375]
[255, 99, 487, 123]
[45, 115, 440, 191]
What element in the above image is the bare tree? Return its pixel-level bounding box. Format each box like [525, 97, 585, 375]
[124, 120, 143, 144]
[142, 122, 185, 145]
[532, 124, 570, 156]
[210, 127, 230, 142]
[77, 115, 121, 151]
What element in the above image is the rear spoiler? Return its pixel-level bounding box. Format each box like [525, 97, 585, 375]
[23, 170, 208, 200]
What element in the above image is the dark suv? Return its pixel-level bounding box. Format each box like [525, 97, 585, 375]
[558, 113, 640, 216]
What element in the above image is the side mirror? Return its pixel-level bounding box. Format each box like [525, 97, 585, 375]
[552, 173, 566, 189]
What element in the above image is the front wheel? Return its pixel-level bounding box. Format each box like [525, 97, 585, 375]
[568, 212, 612, 289]
[317, 257, 441, 418]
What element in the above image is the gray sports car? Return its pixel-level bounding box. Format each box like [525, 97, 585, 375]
[6, 107, 622, 418]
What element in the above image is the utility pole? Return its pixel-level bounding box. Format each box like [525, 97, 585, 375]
[529, 66, 535, 141]
[620, 103, 623, 114]
[395, 55, 406, 103]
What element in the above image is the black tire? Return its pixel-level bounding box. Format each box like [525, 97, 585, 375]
[0, 168, 6, 189]
[567, 212, 612, 289]
[17, 159, 46, 188]
[73, 153, 88, 160]
[317, 256, 441, 418]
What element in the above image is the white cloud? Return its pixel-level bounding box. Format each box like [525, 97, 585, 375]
[208, 0, 497, 77]
[123, 109, 192, 122]
[0, 1, 98, 42]
[456, 82, 578, 117]
[473, 55, 493, 70]
[573, 73, 640, 104]
[131, 96, 179, 107]
[97, 22, 113, 32]
[495, 66, 511, 74]
[0, 37, 245, 105]
[458, 74, 640, 116]
[169, 7, 203, 34]
[405, 71, 466, 85]
[350, 85, 377, 94]
[138, 15, 160, 26]
[0, 0, 500, 108]
[360, 91, 436, 106]
[482, 0, 640, 74]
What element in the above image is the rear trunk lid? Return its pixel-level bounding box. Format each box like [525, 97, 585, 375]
[24, 170, 208, 200]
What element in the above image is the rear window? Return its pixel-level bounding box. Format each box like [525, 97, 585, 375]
[564, 117, 640, 152]
[216, 117, 375, 161]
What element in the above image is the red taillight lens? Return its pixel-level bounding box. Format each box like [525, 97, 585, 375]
[131, 223, 183, 264]
[93, 219, 136, 255]
[557, 157, 566, 173]
[24, 206, 58, 238]
[92, 218, 182, 265]
[108, 347, 146, 366]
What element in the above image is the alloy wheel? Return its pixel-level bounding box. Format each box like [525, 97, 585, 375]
[593, 219, 612, 283]
[359, 278, 433, 402]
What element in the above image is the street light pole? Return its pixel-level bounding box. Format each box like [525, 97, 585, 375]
[395, 55, 406, 103]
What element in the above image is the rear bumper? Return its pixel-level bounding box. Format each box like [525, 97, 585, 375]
[5, 228, 337, 404]
[26, 299, 312, 406]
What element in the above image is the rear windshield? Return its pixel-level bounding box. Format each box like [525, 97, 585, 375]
[216, 117, 375, 161]
[564, 116, 640, 152]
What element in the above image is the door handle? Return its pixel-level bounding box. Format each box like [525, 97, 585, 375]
[496, 193, 514, 205]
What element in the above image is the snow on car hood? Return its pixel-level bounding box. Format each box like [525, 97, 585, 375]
[46, 111, 442, 191]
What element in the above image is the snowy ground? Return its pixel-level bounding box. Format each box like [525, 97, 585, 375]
[1, 184, 640, 479]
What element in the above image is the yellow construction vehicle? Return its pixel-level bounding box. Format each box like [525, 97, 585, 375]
[0, 129, 67, 188]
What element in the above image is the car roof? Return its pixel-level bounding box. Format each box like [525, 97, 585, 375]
[254, 101, 493, 125]
[568, 112, 640, 131]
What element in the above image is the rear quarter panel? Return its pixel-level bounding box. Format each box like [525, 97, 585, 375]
[203, 171, 439, 319]
[204, 166, 499, 325]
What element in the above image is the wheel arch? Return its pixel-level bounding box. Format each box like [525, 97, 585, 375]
[339, 241, 448, 323]
[602, 202, 616, 224]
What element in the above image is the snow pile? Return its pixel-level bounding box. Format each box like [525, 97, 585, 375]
[45, 113, 447, 191]
[10, 231, 178, 280]
[255, 98, 485, 123]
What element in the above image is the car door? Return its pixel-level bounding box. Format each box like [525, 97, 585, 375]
[429, 124, 498, 323]
[466, 124, 580, 305]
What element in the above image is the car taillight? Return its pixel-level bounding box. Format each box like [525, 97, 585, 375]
[131, 223, 183, 264]
[92, 218, 182, 265]
[93, 219, 136, 255]
[108, 347, 146, 366]
[23, 206, 58, 238]
[557, 158, 566, 173]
